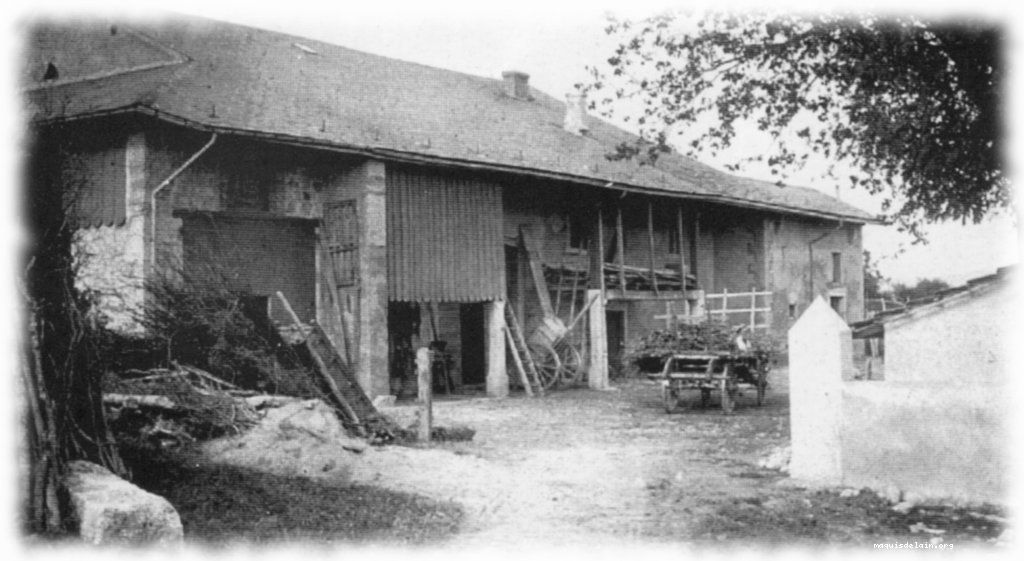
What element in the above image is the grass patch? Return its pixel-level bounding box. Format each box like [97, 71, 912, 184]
[690, 489, 1005, 546]
[125, 451, 463, 545]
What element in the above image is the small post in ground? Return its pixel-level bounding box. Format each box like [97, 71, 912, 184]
[416, 347, 432, 442]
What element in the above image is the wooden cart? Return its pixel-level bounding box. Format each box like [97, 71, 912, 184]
[652, 351, 769, 414]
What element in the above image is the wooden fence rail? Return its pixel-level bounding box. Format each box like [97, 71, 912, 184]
[704, 287, 772, 330]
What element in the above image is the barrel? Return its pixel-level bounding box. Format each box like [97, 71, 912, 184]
[528, 316, 569, 350]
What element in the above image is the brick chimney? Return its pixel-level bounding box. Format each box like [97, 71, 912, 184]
[502, 70, 530, 100]
[564, 93, 588, 136]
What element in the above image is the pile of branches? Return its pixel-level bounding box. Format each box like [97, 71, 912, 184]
[131, 269, 321, 397]
[625, 321, 779, 373]
[103, 365, 259, 450]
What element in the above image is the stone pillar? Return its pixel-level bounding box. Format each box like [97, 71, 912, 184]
[485, 300, 508, 397]
[355, 161, 389, 398]
[587, 289, 609, 389]
[787, 296, 852, 483]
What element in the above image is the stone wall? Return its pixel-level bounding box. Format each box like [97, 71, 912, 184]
[766, 216, 864, 338]
[884, 279, 1011, 386]
[788, 295, 1008, 505]
[70, 132, 147, 333]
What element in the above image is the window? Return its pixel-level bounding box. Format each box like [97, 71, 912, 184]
[667, 215, 680, 254]
[830, 296, 844, 317]
[831, 252, 842, 283]
[567, 213, 589, 252]
[788, 303, 797, 319]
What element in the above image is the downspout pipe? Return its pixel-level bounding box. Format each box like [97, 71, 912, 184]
[149, 133, 218, 274]
[807, 220, 845, 300]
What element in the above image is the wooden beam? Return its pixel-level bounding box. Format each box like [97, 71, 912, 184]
[647, 201, 659, 295]
[554, 255, 565, 317]
[616, 204, 626, 291]
[691, 211, 700, 287]
[589, 203, 605, 294]
[677, 204, 686, 293]
[504, 322, 534, 397]
[276, 291, 362, 431]
[520, 226, 555, 317]
[505, 305, 544, 396]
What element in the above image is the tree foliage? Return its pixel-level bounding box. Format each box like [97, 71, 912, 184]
[584, 12, 1008, 238]
[862, 250, 888, 300]
[891, 277, 952, 302]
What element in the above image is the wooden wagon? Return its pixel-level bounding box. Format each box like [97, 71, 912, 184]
[651, 351, 769, 414]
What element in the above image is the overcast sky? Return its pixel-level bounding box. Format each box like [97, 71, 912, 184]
[9, 0, 1022, 286]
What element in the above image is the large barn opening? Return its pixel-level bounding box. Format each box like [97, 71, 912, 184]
[179, 212, 317, 324]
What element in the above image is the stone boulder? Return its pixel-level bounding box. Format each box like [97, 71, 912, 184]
[200, 398, 362, 481]
[64, 460, 183, 546]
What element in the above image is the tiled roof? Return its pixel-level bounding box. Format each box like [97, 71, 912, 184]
[24, 15, 878, 223]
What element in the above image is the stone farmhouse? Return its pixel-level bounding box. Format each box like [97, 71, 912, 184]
[24, 16, 879, 398]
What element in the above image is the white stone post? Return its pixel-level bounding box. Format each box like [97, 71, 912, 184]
[787, 296, 852, 483]
[587, 289, 609, 389]
[416, 347, 432, 442]
[485, 300, 508, 397]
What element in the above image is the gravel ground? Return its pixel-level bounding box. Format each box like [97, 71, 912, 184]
[358, 369, 1005, 551]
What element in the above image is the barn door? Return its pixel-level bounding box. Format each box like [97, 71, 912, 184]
[181, 213, 317, 324]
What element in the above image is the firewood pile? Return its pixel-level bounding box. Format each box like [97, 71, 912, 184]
[542, 263, 697, 292]
[103, 364, 260, 449]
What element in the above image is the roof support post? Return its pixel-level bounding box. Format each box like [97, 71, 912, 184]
[616, 203, 626, 292]
[677, 204, 687, 293]
[588, 202, 604, 295]
[691, 211, 701, 289]
[647, 200, 659, 296]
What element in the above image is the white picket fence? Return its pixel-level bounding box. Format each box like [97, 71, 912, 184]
[704, 288, 772, 330]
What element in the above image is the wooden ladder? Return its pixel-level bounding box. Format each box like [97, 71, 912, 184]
[275, 291, 378, 436]
[504, 305, 544, 397]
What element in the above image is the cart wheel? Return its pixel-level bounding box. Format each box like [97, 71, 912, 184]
[662, 385, 680, 414]
[533, 343, 582, 389]
[700, 388, 711, 409]
[560, 345, 584, 384]
[720, 369, 735, 415]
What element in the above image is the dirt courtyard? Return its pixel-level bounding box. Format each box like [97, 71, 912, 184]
[353, 372, 1004, 550]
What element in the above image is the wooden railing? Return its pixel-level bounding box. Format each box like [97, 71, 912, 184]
[704, 288, 772, 330]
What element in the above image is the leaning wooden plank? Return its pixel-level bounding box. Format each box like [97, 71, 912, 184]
[275, 291, 364, 434]
[505, 306, 544, 396]
[565, 293, 600, 334]
[504, 321, 534, 397]
[554, 256, 565, 317]
[174, 362, 240, 390]
[519, 226, 555, 318]
[306, 323, 380, 421]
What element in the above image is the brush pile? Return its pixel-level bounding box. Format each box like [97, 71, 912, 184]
[102, 364, 259, 449]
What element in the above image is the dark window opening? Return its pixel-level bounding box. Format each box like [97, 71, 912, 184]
[667, 215, 680, 254]
[788, 303, 797, 319]
[830, 296, 844, 318]
[43, 62, 59, 81]
[567, 213, 589, 252]
[832, 252, 842, 283]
